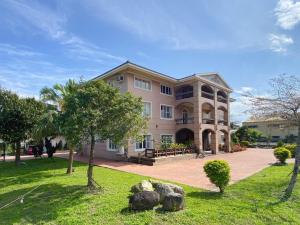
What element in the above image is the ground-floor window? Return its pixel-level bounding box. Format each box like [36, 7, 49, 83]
[161, 135, 173, 144]
[135, 135, 152, 150]
[107, 139, 118, 151]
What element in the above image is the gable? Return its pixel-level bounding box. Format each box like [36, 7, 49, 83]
[200, 74, 232, 90]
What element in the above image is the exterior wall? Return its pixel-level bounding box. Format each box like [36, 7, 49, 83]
[243, 120, 298, 141]
[89, 66, 232, 159]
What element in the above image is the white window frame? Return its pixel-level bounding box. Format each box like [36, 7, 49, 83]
[160, 83, 173, 96]
[106, 139, 118, 151]
[134, 75, 152, 91]
[160, 104, 174, 120]
[142, 101, 152, 118]
[135, 134, 153, 151]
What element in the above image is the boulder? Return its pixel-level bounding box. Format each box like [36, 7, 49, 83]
[129, 191, 160, 210]
[162, 193, 185, 211]
[152, 183, 174, 203]
[130, 180, 154, 193]
[150, 180, 184, 195]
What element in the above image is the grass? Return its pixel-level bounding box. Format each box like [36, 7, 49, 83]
[0, 158, 300, 225]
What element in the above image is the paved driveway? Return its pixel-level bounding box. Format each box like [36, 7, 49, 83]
[60, 148, 277, 190]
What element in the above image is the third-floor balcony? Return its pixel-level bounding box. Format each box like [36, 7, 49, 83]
[201, 85, 214, 100]
[175, 85, 193, 100]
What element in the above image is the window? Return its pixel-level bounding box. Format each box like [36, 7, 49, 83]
[160, 84, 172, 95]
[107, 139, 118, 151]
[135, 135, 152, 150]
[160, 105, 173, 119]
[134, 77, 151, 90]
[142, 102, 151, 118]
[161, 135, 173, 144]
[248, 125, 258, 128]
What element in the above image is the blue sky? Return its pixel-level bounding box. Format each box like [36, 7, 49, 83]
[0, 0, 300, 122]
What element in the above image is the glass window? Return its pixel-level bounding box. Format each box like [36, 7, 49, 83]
[107, 139, 118, 151]
[161, 105, 173, 119]
[142, 102, 151, 117]
[161, 135, 173, 144]
[134, 77, 151, 90]
[135, 135, 152, 150]
[160, 84, 172, 95]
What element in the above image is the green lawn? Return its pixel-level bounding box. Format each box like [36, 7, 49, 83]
[0, 158, 299, 225]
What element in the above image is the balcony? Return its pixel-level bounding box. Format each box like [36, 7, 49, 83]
[175, 85, 193, 100]
[201, 91, 214, 100]
[217, 90, 228, 103]
[202, 118, 215, 124]
[176, 117, 194, 124]
[218, 119, 228, 126]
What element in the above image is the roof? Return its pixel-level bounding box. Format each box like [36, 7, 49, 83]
[92, 61, 232, 92]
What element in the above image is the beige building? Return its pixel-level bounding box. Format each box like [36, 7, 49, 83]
[243, 117, 298, 142]
[84, 61, 232, 160]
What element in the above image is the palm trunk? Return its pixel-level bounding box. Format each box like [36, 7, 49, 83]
[283, 125, 300, 200]
[15, 141, 21, 165]
[66, 148, 74, 174]
[87, 133, 96, 190]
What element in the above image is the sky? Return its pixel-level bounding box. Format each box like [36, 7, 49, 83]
[0, 0, 300, 123]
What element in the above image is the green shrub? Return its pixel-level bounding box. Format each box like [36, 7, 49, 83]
[240, 141, 250, 147]
[169, 143, 186, 149]
[274, 147, 291, 164]
[284, 144, 297, 158]
[276, 140, 284, 148]
[204, 160, 230, 193]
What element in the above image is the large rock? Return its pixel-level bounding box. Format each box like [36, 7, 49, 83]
[151, 180, 184, 196]
[129, 191, 160, 210]
[130, 180, 154, 193]
[152, 183, 174, 203]
[162, 193, 185, 211]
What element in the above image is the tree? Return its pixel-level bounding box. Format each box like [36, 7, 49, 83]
[246, 75, 300, 200]
[234, 126, 262, 143]
[40, 79, 79, 173]
[63, 80, 147, 190]
[0, 88, 44, 164]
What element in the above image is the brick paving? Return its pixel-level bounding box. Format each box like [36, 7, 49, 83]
[58, 148, 277, 190]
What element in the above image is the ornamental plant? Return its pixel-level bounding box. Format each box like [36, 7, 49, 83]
[284, 144, 297, 158]
[204, 160, 230, 193]
[274, 147, 291, 164]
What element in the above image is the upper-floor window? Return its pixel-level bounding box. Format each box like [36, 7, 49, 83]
[134, 77, 151, 91]
[161, 105, 173, 119]
[160, 84, 172, 95]
[142, 101, 151, 118]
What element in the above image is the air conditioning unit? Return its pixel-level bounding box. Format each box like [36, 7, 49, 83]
[116, 75, 124, 82]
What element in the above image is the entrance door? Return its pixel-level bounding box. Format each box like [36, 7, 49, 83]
[182, 110, 188, 124]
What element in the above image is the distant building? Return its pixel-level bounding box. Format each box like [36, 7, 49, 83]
[243, 117, 298, 142]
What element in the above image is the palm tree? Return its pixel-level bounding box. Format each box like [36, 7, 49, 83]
[40, 79, 79, 174]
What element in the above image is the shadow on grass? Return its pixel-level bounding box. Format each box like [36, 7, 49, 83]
[186, 191, 223, 200]
[0, 183, 88, 224]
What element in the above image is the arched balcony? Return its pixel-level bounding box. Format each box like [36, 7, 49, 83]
[175, 102, 194, 124]
[202, 103, 214, 124]
[201, 85, 214, 100]
[217, 106, 228, 126]
[217, 90, 227, 103]
[175, 85, 193, 100]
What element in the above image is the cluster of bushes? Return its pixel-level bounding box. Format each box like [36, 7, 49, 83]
[231, 144, 247, 153]
[275, 142, 297, 158]
[160, 141, 193, 151]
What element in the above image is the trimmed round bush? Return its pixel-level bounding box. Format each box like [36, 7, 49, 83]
[274, 147, 291, 164]
[240, 141, 250, 147]
[284, 144, 297, 158]
[203, 160, 230, 193]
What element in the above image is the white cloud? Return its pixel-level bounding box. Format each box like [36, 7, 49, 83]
[235, 86, 254, 94]
[5, 0, 124, 63]
[275, 0, 300, 30]
[269, 33, 293, 53]
[0, 43, 43, 57]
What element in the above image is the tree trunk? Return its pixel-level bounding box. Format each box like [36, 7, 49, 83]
[66, 148, 74, 174]
[3, 143, 5, 162]
[15, 141, 21, 165]
[283, 125, 300, 200]
[87, 133, 96, 190]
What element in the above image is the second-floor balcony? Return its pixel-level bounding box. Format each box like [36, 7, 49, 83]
[175, 85, 193, 100]
[176, 117, 194, 124]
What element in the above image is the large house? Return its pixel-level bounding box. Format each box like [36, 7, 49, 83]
[243, 117, 298, 143]
[84, 61, 232, 160]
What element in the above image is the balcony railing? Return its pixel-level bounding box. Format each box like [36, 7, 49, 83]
[201, 91, 214, 100]
[175, 117, 194, 124]
[217, 96, 227, 103]
[202, 118, 215, 124]
[176, 91, 193, 100]
[218, 120, 228, 126]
